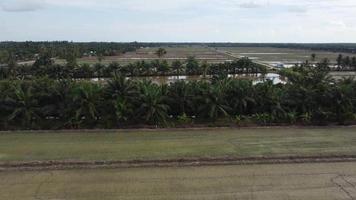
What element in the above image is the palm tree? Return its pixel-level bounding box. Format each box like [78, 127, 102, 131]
[48, 79, 74, 127]
[311, 54, 316, 62]
[197, 81, 230, 120]
[5, 83, 39, 128]
[94, 63, 105, 79]
[201, 61, 209, 79]
[155, 48, 167, 59]
[75, 64, 93, 79]
[104, 74, 138, 125]
[226, 79, 256, 115]
[337, 54, 343, 71]
[137, 81, 169, 125]
[186, 56, 200, 75]
[172, 60, 183, 76]
[71, 82, 102, 126]
[105, 73, 137, 99]
[167, 81, 193, 116]
[97, 54, 104, 63]
[157, 60, 170, 75]
[352, 57, 356, 71]
[254, 81, 286, 121]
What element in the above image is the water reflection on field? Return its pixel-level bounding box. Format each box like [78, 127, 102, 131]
[130, 73, 286, 85]
[91, 73, 286, 85]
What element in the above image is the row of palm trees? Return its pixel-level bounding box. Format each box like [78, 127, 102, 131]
[0, 57, 267, 80]
[336, 54, 356, 71]
[1, 64, 355, 130]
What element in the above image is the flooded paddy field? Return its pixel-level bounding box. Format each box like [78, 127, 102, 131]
[217, 47, 356, 66]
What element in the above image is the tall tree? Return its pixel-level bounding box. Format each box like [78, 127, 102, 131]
[337, 54, 343, 70]
[201, 61, 210, 79]
[186, 56, 200, 75]
[352, 57, 356, 71]
[157, 60, 170, 75]
[5, 83, 39, 128]
[155, 48, 167, 59]
[137, 81, 169, 125]
[70, 82, 102, 126]
[104, 74, 137, 125]
[197, 82, 230, 120]
[311, 53, 316, 62]
[172, 60, 183, 76]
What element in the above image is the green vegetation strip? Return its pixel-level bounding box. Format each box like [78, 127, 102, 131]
[1, 127, 356, 164]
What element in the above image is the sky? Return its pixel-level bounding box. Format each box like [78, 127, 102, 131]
[1, 0, 356, 42]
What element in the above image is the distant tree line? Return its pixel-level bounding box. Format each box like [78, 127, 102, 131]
[0, 41, 140, 63]
[0, 62, 356, 130]
[336, 54, 356, 71]
[302, 55, 356, 71]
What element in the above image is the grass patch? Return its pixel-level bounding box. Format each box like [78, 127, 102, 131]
[1, 127, 356, 162]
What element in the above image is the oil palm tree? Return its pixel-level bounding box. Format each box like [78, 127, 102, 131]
[71, 82, 102, 126]
[167, 81, 193, 116]
[5, 83, 39, 128]
[104, 74, 138, 125]
[137, 81, 169, 125]
[197, 82, 230, 120]
[201, 61, 210, 79]
[226, 79, 256, 115]
[172, 60, 183, 76]
[155, 48, 167, 59]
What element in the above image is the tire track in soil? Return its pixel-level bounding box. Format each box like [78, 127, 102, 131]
[331, 174, 356, 200]
[34, 171, 54, 200]
[2, 155, 356, 172]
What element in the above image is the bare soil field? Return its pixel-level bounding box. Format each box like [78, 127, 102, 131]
[1, 162, 356, 200]
[76, 46, 232, 65]
[20, 46, 356, 67]
[218, 47, 356, 65]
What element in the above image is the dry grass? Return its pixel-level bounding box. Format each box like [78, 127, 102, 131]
[74, 46, 231, 65]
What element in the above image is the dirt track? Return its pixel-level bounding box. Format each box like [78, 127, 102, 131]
[2, 155, 356, 172]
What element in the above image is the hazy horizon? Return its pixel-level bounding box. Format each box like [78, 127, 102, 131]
[1, 0, 356, 43]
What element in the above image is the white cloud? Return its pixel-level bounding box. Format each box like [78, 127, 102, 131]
[238, 1, 266, 8]
[41, 0, 210, 11]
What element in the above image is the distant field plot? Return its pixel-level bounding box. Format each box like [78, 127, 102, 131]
[76, 46, 232, 65]
[218, 47, 356, 65]
[23, 46, 356, 66]
[1, 162, 356, 200]
[1, 127, 356, 162]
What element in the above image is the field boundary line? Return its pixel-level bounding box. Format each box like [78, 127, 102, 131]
[2, 155, 356, 172]
[1, 125, 356, 134]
